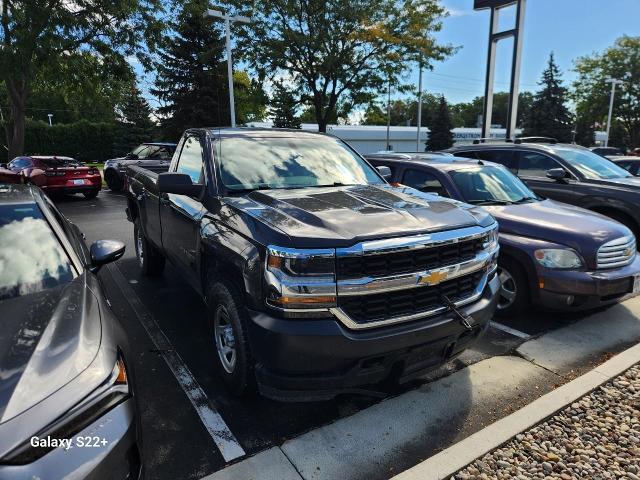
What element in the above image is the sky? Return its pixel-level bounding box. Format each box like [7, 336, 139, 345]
[413, 0, 640, 104]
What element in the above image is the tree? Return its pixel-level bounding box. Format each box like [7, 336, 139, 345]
[152, 0, 230, 140]
[271, 81, 301, 129]
[362, 103, 387, 126]
[0, 0, 162, 160]
[451, 92, 533, 128]
[234, 71, 268, 124]
[236, 0, 454, 133]
[114, 85, 156, 155]
[573, 36, 640, 147]
[426, 96, 453, 151]
[524, 53, 573, 142]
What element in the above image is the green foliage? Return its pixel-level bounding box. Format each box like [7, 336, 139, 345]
[271, 82, 301, 129]
[450, 92, 533, 128]
[114, 85, 157, 156]
[0, 0, 164, 158]
[426, 96, 453, 151]
[362, 104, 387, 126]
[152, 0, 229, 140]
[573, 36, 640, 147]
[524, 53, 574, 142]
[0, 120, 115, 163]
[236, 0, 455, 132]
[234, 71, 269, 124]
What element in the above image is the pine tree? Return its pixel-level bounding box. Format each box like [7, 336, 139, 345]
[271, 82, 301, 129]
[524, 53, 574, 142]
[426, 96, 454, 151]
[115, 85, 156, 155]
[151, 0, 229, 141]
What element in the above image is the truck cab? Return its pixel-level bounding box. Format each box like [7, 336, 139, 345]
[126, 128, 500, 401]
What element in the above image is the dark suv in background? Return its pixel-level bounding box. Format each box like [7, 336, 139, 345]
[104, 142, 177, 192]
[447, 140, 640, 240]
[366, 153, 640, 316]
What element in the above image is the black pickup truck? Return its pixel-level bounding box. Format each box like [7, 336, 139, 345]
[126, 128, 500, 401]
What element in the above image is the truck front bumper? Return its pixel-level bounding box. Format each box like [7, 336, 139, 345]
[247, 273, 500, 401]
[535, 256, 640, 311]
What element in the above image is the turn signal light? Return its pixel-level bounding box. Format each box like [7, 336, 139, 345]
[271, 295, 337, 305]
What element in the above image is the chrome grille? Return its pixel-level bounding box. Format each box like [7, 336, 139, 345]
[597, 236, 636, 269]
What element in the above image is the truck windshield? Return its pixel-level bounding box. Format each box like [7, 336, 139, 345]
[218, 135, 384, 191]
[450, 166, 539, 205]
[553, 148, 631, 180]
[0, 203, 75, 300]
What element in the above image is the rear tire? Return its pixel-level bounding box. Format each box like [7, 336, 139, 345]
[83, 189, 99, 199]
[495, 256, 529, 317]
[134, 218, 165, 276]
[206, 281, 256, 397]
[105, 170, 123, 192]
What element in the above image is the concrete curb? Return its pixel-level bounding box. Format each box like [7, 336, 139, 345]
[391, 342, 640, 480]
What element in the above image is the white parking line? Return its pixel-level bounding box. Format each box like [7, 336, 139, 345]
[108, 263, 246, 463]
[490, 321, 531, 339]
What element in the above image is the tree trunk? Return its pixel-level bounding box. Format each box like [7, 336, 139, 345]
[4, 79, 28, 160]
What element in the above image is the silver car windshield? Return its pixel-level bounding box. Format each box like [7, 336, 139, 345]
[450, 166, 538, 205]
[554, 148, 632, 180]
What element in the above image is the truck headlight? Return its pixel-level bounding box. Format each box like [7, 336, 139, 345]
[534, 249, 583, 269]
[265, 246, 337, 309]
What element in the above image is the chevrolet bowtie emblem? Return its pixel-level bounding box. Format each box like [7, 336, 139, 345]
[418, 270, 449, 286]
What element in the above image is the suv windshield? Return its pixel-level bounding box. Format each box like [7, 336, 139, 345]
[450, 166, 539, 205]
[218, 135, 384, 191]
[0, 203, 75, 300]
[553, 148, 631, 180]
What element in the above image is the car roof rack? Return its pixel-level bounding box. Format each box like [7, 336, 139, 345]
[514, 137, 558, 144]
[472, 138, 514, 145]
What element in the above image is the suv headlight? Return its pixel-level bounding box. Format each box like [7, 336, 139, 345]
[534, 249, 583, 269]
[265, 246, 337, 309]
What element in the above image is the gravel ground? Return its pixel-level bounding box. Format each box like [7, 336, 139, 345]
[454, 363, 640, 479]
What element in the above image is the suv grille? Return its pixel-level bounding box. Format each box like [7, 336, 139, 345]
[338, 271, 484, 325]
[337, 237, 485, 279]
[597, 236, 636, 269]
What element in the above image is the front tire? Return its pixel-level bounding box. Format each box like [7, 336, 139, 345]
[105, 170, 123, 192]
[206, 282, 256, 396]
[495, 257, 529, 317]
[134, 218, 165, 276]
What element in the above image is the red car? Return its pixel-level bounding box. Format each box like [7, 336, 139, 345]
[0, 156, 101, 199]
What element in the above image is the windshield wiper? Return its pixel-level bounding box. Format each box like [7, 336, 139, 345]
[226, 184, 273, 194]
[307, 182, 356, 188]
[512, 196, 539, 204]
[468, 199, 514, 206]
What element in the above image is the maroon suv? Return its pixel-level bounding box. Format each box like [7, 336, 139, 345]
[0, 156, 102, 199]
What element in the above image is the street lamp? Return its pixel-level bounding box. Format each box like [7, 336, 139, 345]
[604, 77, 624, 147]
[47, 113, 53, 126]
[204, 9, 251, 128]
[416, 60, 423, 152]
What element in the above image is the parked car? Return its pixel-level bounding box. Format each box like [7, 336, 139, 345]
[590, 146, 625, 158]
[0, 183, 140, 479]
[447, 141, 640, 240]
[366, 153, 640, 316]
[628, 148, 640, 157]
[0, 156, 101, 199]
[125, 128, 500, 401]
[104, 143, 177, 192]
[610, 156, 640, 176]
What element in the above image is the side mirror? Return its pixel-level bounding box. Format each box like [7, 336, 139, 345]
[90, 240, 125, 272]
[157, 172, 203, 197]
[376, 166, 392, 181]
[546, 168, 568, 181]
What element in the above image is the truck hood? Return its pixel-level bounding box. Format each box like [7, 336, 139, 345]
[0, 275, 101, 424]
[227, 184, 494, 247]
[483, 199, 631, 259]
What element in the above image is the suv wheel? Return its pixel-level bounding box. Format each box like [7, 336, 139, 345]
[206, 282, 255, 396]
[105, 170, 123, 192]
[495, 257, 529, 317]
[134, 218, 165, 276]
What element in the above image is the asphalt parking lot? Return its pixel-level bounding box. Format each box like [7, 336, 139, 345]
[55, 190, 623, 480]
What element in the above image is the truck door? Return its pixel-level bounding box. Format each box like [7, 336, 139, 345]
[516, 150, 578, 205]
[160, 134, 206, 289]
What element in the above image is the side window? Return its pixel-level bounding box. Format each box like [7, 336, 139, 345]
[402, 169, 449, 197]
[176, 136, 204, 184]
[518, 151, 561, 178]
[10, 158, 31, 169]
[475, 150, 516, 171]
[135, 146, 151, 159]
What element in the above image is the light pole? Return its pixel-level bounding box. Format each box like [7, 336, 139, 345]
[416, 61, 423, 152]
[605, 77, 623, 147]
[47, 114, 53, 126]
[204, 9, 251, 128]
[386, 79, 392, 151]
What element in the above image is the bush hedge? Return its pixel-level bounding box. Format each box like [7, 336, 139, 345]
[1, 119, 117, 163]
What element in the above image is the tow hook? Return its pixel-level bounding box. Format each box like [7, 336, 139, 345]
[440, 295, 474, 331]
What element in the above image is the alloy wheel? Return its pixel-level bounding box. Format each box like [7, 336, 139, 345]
[214, 305, 237, 374]
[497, 266, 517, 310]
